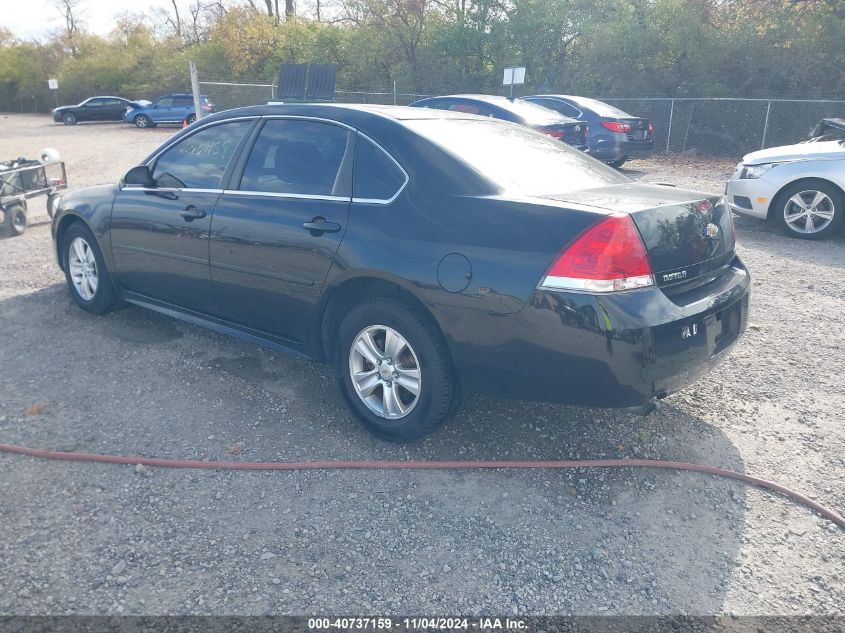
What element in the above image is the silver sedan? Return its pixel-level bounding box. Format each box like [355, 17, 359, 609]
[726, 140, 844, 239]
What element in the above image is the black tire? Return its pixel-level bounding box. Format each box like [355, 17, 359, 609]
[61, 223, 118, 314]
[772, 180, 843, 240]
[62, 112, 77, 125]
[336, 298, 457, 442]
[3, 203, 27, 236]
[608, 157, 627, 168]
[186, 113, 196, 125]
[134, 114, 153, 129]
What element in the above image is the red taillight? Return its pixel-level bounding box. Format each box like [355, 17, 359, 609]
[540, 127, 565, 140]
[600, 121, 632, 134]
[647, 122, 654, 135]
[540, 214, 654, 292]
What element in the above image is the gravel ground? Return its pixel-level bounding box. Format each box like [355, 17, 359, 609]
[0, 114, 843, 617]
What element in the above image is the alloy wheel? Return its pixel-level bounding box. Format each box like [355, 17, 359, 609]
[783, 190, 835, 235]
[68, 237, 99, 301]
[348, 325, 422, 419]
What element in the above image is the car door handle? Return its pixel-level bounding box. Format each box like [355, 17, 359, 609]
[302, 218, 341, 234]
[179, 206, 207, 221]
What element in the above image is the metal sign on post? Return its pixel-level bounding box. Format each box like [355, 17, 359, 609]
[189, 60, 203, 122]
[47, 79, 59, 107]
[502, 67, 526, 98]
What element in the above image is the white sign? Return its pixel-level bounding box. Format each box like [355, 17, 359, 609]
[502, 67, 526, 86]
[48, 79, 58, 90]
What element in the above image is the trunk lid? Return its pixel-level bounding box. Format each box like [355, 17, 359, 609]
[619, 117, 651, 141]
[540, 121, 589, 148]
[542, 183, 736, 291]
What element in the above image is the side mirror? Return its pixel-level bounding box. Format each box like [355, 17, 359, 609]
[123, 165, 154, 187]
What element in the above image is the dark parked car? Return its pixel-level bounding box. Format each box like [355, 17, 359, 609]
[524, 95, 654, 167]
[410, 94, 589, 150]
[51, 104, 748, 441]
[52, 96, 144, 125]
[123, 93, 214, 128]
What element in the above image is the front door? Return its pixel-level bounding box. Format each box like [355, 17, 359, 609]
[208, 118, 354, 344]
[110, 119, 255, 312]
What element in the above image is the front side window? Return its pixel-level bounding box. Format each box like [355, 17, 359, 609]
[152, 120, 252, 189]
[155, 97, 173, 108]
[353, 135, 406, 202]
[239, 119, 353, 197]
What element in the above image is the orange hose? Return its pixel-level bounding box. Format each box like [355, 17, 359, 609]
[1, 443, 842, 530]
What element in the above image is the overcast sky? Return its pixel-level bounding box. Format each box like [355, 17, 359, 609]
[3, 0, 175, 39]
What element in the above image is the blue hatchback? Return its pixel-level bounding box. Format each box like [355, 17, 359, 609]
[123, 93, 214, 128]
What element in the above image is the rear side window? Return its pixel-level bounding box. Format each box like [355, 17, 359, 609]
[353, 135, 406, 202]
[239, 119, 353, 197]
[534, 98, 581, 118]
[403, 118, 628, 196]
[450, 103, 482, 115]
[174, 96, 193, 107]
[152, 120, 252, 189]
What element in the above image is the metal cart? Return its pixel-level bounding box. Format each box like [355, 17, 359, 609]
[0, 157, 68, 236]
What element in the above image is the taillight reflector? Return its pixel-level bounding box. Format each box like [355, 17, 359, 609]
[540, 214, 654, 292]
[540, 127, 565, 140]
[600, 121, 632, 133]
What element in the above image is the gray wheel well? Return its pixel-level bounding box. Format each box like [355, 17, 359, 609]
[768, 177, 845, 219]
[55, 215, 85, 270]
[317, 277, 443, 362]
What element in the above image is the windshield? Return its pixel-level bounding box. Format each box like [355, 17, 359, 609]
[567, 96, 633, 119]
[404, 118, 629, 196]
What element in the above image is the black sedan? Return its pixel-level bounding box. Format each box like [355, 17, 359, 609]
[51, 104, 749, 441]
[410, 94, 589, 150]
[52, 96, 144, 125]
[524, 95, 654, 167]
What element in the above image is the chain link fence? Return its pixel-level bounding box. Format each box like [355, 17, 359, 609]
[198, 80, 431, 111]
[603, 97, 845, 156]
[196, 77, 845, 158]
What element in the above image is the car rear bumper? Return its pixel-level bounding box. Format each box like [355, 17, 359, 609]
[445, 256, 750, 408]
[589, 135, 655, 161]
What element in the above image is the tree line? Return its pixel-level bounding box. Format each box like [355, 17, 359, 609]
[1, 0, 844, 112]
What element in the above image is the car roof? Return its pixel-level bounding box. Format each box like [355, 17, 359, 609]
[204, 103, 482, 123]
[420, 94, 520, 107]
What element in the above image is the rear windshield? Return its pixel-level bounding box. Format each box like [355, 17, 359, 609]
[567, 97, 633, 119]
[403, 118, 629, 196]
[504, 99, 574, 125]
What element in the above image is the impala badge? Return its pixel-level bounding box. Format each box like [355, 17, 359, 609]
[662, 270, 687, 282]
[703, 223, 720, 239]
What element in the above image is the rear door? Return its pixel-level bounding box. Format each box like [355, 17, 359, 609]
[101, 98, 129, 121]
[110, 119, 255, 312]
[78, 98, 105, 121]
[172, 95, 195, 122]
[208, 117, 354, 343]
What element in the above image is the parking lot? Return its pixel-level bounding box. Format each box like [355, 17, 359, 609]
[0, 113, 843, 616]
